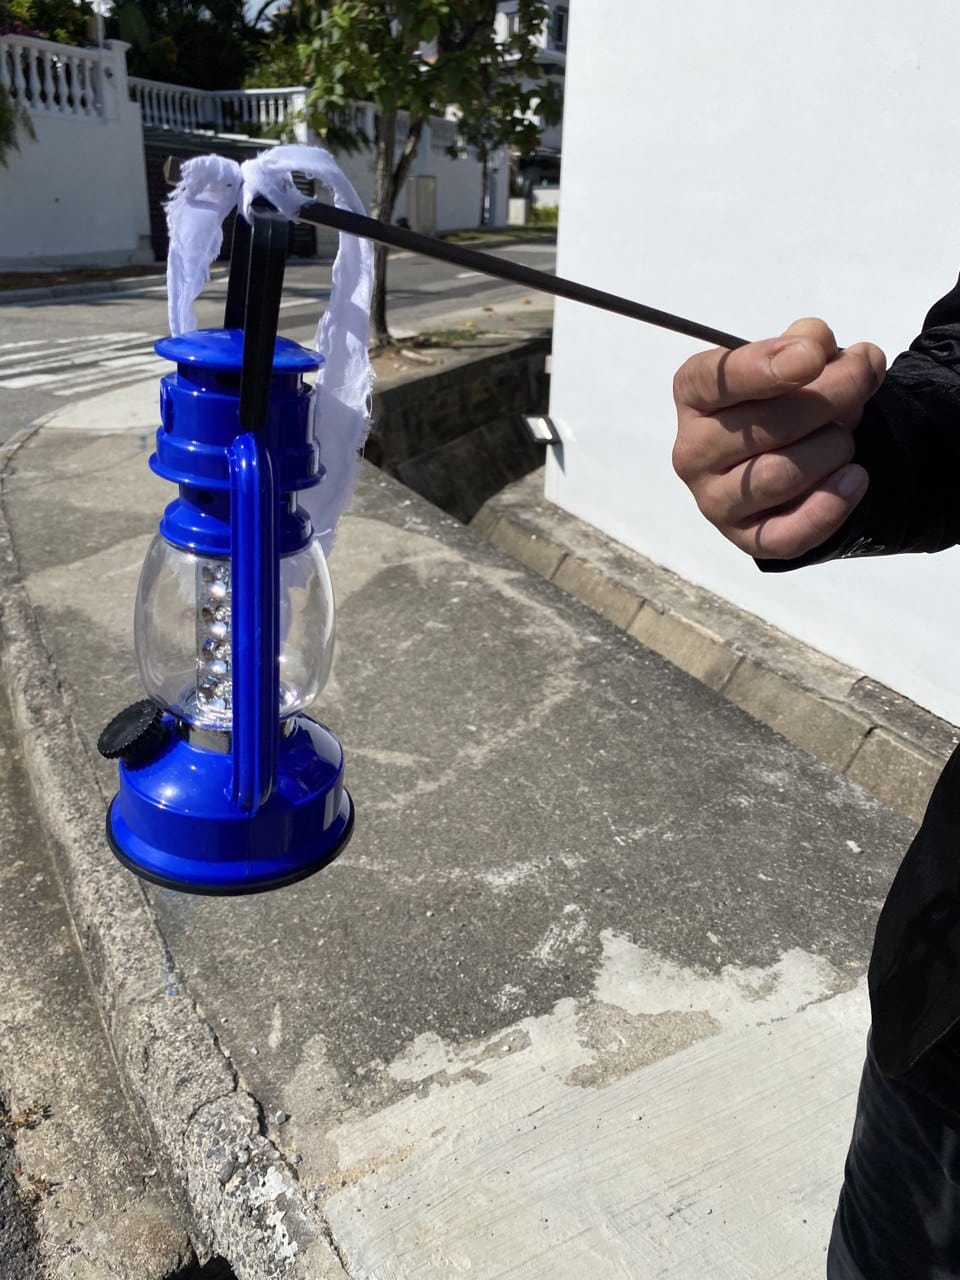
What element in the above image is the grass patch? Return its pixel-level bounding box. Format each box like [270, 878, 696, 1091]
[410, 328, 481, 348]
[527, 204, 559, 227]
[443, 226, 556, 244]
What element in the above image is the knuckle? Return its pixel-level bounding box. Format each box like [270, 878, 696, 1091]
[671, 436, 689, 481]
[752, 518, 812, 561]
[805, 316, 834, 343]
[745, 450, 791, 508]
[784, 316, 837, 356]
[671, 434, 700, 483]
[691, 477, 730, 529]
[672, 357, 701, 408]
[838, 349, 881, 402]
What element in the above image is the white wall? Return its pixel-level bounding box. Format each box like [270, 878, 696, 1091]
[316, 112, 507, 247]
[406, 141, 509, 232]
[0, 38, 151, 267]
[547, 0, 960, 724]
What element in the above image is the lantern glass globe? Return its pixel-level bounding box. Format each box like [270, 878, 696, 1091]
[134, 532, 335, 731]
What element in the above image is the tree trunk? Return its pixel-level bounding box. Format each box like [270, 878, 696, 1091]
[479, 146, 489, 226]
[369, 110, 425, 349]
[370, 108, 397, 349]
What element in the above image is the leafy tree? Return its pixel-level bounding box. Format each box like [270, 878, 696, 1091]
[300, 0, 560, 347]
[0, 77, 36, 168]
[0, 3, 61, 166]
[0, 86, 20, 166]
[0, 0, 92, 45]
[452, 54, 560, 227]
[244, 1, 309, 89]
[107, 0, 270, 90]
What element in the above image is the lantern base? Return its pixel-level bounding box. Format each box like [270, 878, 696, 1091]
[105, 713, 354, 895]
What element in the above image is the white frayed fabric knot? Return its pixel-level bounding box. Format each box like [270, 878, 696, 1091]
[164, 144, 374, 557]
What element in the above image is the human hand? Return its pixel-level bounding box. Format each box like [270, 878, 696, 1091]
[671, 318, 887, 559]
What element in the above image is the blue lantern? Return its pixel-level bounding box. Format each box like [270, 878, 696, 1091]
[98, 203, 353, 894]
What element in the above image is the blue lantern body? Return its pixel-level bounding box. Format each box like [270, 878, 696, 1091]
[104, 329, 353, 894]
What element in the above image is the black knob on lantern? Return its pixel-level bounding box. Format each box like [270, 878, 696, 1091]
[98, 700, 166, 765]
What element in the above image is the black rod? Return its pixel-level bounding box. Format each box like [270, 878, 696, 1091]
[239, 201, 289, 433]
[299, 199, 749, 351]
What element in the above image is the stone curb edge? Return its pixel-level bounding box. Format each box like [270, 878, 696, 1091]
[471, 498, 956, 825]
[0, 430, 351, 1280]
[0, 266, 228, 306]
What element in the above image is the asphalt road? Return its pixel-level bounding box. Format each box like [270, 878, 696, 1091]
[0, 237, 557, 445]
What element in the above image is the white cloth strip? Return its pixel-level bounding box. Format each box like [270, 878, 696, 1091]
[165, 144, 373, 557]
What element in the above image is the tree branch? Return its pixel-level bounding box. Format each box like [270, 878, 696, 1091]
[388, 116, 424, 210]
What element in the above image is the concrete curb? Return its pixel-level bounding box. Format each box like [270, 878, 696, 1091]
[0, 266, 227, 306]
[0, 275, 168, 305]
[472, 474, 957, 824]
[0, 431, 350, 1279]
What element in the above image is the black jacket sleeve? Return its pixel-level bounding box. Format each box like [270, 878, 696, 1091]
[759, 276, 960, 571]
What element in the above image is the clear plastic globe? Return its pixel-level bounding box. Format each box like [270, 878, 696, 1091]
[134, 533, 335, 731]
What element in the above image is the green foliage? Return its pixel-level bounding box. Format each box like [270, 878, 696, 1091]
[0, 84, 18, 166]
[298, 1, 562, 340]
[299, 1, 557, 156]
[105, 1, 269, 90]
[527, 200, 558, 225]
[0, 0, 93, 44]
[244, 37, 305, 89]
[0, 84, 36, 168]
[411, 327, 479, 347]
[245, 1, 310, 88]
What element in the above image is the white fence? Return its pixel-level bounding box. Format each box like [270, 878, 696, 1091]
[1, 32, 127, 120]
[127, 82, 503, 232]
[0, 33, 511, 266]
[0, 35, 152, 267]
[130, 77, 309, 141]
[129, 83, 463, 158]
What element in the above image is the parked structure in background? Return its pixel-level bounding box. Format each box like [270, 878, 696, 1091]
[548, 0, 960, 725]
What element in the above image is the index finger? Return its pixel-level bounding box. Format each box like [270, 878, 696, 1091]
[674, 334, 831, 415]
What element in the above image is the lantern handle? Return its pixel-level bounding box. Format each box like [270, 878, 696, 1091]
[223, 210, 251, 329]
[229, 431, 279, 812]
[234, 197, 290, 434]
[228, 198, 288, 811]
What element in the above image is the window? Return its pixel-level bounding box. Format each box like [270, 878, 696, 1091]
[552, 5, 568, 49]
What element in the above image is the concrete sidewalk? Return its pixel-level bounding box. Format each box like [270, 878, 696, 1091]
[472, 472, 959, 825]
[0, 372, 917, 1277]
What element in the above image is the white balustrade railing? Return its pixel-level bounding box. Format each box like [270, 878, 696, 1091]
[0, 40, 471, 158]
[127, 82, 465, 159]
[0, 34, 130, 120]
[129, 78, 308, 140]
